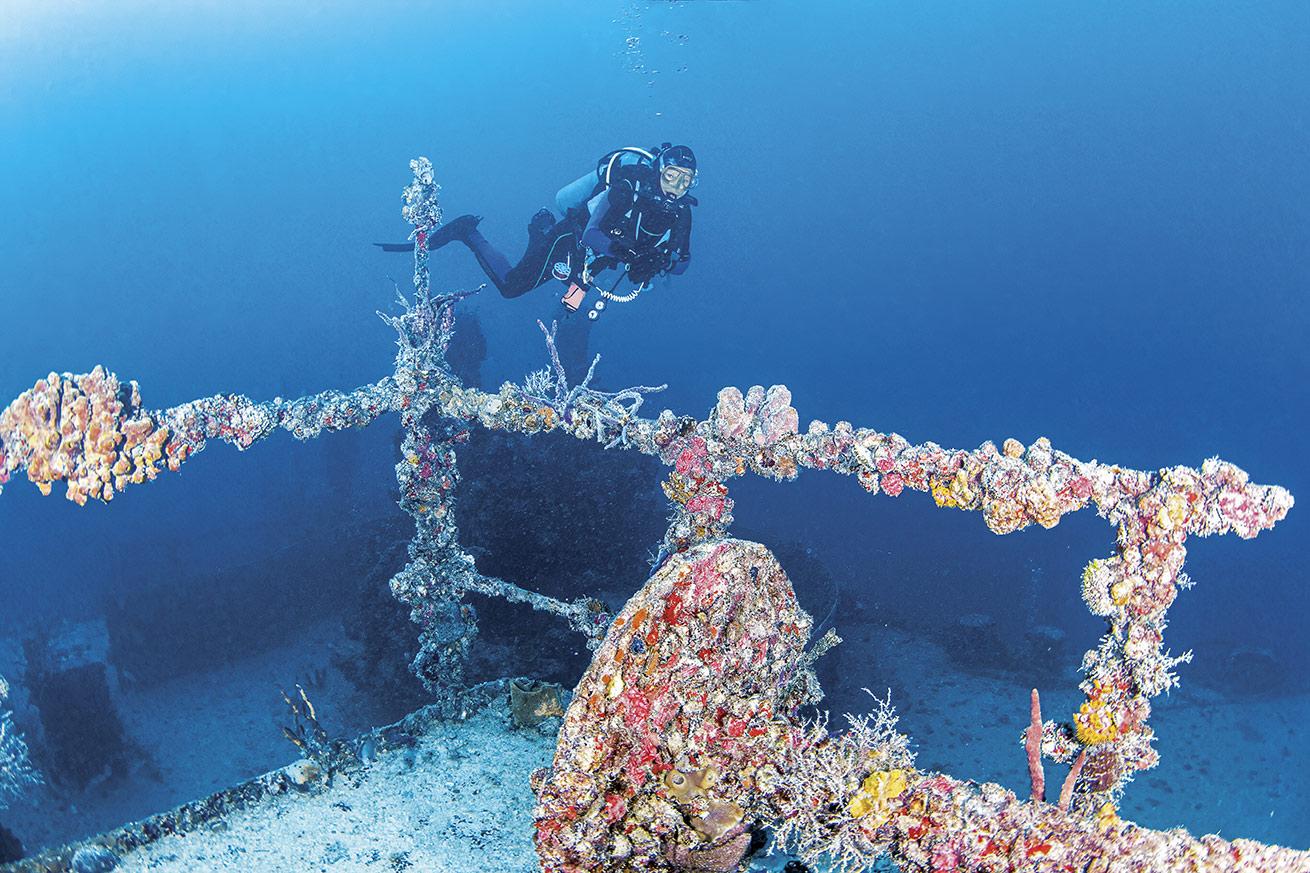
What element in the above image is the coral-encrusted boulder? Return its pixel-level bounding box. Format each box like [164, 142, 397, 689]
[533, 539, 818, 873]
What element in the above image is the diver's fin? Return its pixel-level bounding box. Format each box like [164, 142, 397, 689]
[528, 207, 555, 239]
[438, 214, 483, 244]
[373, 214, 483, 253]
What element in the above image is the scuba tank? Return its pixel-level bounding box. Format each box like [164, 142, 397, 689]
[554, 172, 597, 218]
[554, 146, 656, 217]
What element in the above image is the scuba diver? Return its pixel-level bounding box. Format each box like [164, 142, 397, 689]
[376, 144, 697, 326]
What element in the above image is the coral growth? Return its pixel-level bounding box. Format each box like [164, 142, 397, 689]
[0, 367, 167, 504]
[0, 155, 1300, 869]
[845, 768, 910, 826]
[0, 364, 402, 504]
[534, 540, 1310, 873]
[533, 540, 818, 872]
[377, 170, 626, 707]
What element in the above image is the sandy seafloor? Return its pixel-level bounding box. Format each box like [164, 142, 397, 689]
[3, 615, 1305, 872]
[113, 706, 549, 873]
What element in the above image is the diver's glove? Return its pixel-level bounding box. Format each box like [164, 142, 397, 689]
[627, 248, 670, 285]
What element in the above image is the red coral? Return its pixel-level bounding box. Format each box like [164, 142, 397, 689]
[620, 686, 651, 729]
[662, 593, 684, 625]
[602, 793, 627, 823]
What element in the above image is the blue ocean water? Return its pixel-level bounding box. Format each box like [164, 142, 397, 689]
[1, 0, 1307, 860]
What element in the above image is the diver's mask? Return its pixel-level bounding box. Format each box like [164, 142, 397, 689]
[660, 164, 696, 197]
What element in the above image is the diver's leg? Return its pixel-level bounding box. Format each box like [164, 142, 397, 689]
[389, 208, 581, 298]
[497, 210, 582, 299]
[459, 227, 516, 295]
[455, 209, 560, 298]
[426, 215, 483, 251]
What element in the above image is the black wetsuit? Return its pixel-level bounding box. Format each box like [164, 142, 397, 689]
[380, 163, 694, 299]
[580, 163, 693, 286]
[482, 208, 590, 299]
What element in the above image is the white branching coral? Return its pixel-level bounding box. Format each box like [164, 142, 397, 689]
[520, 319, 666, 449]
[772, 690, 916, 872]
[522, 367, 554, 399]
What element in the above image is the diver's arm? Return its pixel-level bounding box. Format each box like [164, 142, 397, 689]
[581, 183, 636, 258]
[665, 207, 692, 275]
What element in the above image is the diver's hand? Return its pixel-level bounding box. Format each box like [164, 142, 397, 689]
[607, 228, 640, 253]
[627, 249, 669, 284]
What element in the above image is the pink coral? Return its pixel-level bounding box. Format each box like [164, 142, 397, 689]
[755, 384, 799, 445]
[675, 436, 710, 477]
[685, 493, 725, 519]
[711, 384, 799, 448]
[712, 386, 750, 441]
[534, 540, 813, 872]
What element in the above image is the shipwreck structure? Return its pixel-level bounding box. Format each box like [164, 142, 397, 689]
[0, 158, 1301, 871]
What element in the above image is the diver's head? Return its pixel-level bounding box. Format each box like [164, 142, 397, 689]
[657, 144, 697, 198]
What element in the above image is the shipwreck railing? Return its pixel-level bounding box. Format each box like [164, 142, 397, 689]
[0, 157, 1299, 872]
